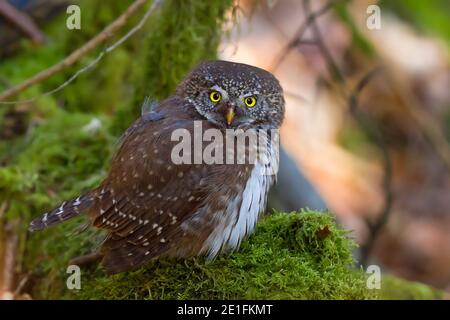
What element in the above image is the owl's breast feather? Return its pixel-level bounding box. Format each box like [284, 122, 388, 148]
[200, 161, 274, 258]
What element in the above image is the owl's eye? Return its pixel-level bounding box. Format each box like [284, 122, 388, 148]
[209, 91, 222, 103]
[244, 96, 257, 108]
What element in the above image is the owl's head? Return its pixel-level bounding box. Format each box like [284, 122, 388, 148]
[177, 60, 285, 129]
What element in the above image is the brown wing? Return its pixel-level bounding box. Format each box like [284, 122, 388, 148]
[85, 104, 215, 273]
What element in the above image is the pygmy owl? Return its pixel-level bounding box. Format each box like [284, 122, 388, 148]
[29, 60, 285, 274]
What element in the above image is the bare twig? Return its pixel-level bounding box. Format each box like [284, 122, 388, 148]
[0, 0, 46, 44]
[302, 0, 345, 84]
[0, 219, 19, 299]
[269, 0, 393, 265]
[305, 9, 391, 262]
[347, 68, 393, 266]
[346, 5, 450, 170]
[386, 73, 450, 170]
[0, 202, 8, 220]
[13, 272, 31, 297]
[0, 0, 162, 104]
[299, 0, 447, 262]
[270, 0, 340, 72]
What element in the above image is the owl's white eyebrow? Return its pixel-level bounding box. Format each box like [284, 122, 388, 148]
[240, 91, 260, 98]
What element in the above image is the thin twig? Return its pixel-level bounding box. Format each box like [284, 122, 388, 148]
[14, 272, 31, 296]
[0, 1, 46, 44]
[0, 0, 162, 104]
[386, 72, 450, 170]
[305, 0, 392, 262]
[0, 202, 8, 220]
[269, 0, 393, 265]
[302, 0, 346, 84]
[0, 219, 19, 298]
[348, 68, 393, 266]
[269, 0, 340, 72]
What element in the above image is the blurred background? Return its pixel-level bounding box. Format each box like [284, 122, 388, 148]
[0, 0, 449, 298]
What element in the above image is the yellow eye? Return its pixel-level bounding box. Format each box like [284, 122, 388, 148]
[244, 96, 257, 107]
[209, 91, 221, 103]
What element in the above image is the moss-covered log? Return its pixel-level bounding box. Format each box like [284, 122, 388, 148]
[25, 209, 445, 300]
[27, 211, 374, 299]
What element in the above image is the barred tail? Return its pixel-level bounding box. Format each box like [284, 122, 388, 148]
[29, 193, 93, 232]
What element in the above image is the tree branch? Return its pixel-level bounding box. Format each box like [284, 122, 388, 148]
[0, 0, 162, 104]
[348, 68, 394, 266]
[270, 0, 340, 72]
[268, 0, 393, 265]
[302, 0, 346, 84]
[0, 1, 46, 44]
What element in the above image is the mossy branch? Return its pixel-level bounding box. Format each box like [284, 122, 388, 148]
[30, 211, 376, 300]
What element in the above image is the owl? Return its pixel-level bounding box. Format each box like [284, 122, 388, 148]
[29, 60, 285, 274]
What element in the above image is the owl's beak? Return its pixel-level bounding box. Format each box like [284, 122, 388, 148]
[225, 108, 235, 125]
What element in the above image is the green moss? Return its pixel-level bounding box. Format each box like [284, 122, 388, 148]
[111, 0, 234, 135]
[0, 0, 234, 125]
[0, 109, 113, 217]
[0, 0, 254, 300]
[29, 211, 376, 300]
[380, 275, 445, 300]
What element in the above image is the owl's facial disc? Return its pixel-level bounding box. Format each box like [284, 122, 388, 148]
[178, 60, 285, 129]
[203, 85, 254, 128]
